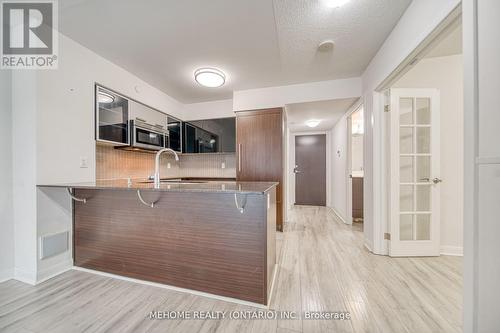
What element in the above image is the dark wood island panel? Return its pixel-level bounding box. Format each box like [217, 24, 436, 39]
[73, 187, 276, 305]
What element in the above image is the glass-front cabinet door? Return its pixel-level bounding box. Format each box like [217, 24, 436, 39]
[182, 118, 236, 153]
[167, 115, 182, 152]
[95, 85, 129, 145]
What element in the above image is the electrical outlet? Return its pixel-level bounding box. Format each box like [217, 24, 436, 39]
[79, 157, 88, 168]
[221, 162, 226, 169]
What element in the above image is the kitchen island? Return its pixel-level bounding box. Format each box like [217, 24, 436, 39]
[38, 180, 277, 305]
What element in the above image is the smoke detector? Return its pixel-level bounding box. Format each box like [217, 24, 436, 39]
[318, 40, 335, 52]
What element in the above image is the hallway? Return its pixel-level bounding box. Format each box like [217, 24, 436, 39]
[279, 206, 462, 332]
[0, 206, 462, 332]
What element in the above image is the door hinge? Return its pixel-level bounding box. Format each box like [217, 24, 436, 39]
[384, 233, 391, 240]
[384, 105, 390, 113]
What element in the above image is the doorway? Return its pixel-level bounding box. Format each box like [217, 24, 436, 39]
[384, 21, 463, 257]
[347, 106, 364, 226]
[294, 134, 326, 206]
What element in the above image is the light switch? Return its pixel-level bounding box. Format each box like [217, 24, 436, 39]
[167, 163, 171, 169]
[79, 157, 88, 168]
[221, 162, 226, 169]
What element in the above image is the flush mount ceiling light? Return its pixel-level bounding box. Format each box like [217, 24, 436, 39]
[97, 91, 115, 104]
[306, 119, 321, 128]
[326, 0, 351, 8]
[194, 68, 226, 88]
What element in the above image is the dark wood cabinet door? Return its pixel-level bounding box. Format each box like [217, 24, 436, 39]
[236, 108, 283, 231]
[352, 177, 364, 219]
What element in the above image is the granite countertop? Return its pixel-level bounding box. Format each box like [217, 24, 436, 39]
[37, 179, 278, 194]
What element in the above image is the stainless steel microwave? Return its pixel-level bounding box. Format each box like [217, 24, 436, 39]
[130, 119, 169, 151]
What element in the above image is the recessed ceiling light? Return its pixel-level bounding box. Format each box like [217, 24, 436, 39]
[97, 91, 115, 104]
[326, 0, 351, 8]
[306, 119, 321, 128]
[194, 68, 226, 88]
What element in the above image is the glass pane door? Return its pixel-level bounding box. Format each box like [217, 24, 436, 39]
[96, 86, 129, 144]
[398, 97, 432, 241]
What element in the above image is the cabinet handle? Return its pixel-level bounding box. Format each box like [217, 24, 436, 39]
[137, 190, 157, 208]
[67, 188, 87, 203]
[238, 143, 242, 172]
[234, 193, 247, 214]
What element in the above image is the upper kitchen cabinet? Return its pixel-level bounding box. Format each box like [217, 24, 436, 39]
[95, 86, 129, 145]
[183, 117, 236, 154]
[129, 100, 167, 130]
[167, 115, 182, 153]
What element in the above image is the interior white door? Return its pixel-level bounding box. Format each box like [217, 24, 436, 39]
[389, 88, 440, 257]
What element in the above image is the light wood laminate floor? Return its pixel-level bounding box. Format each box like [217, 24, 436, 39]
[0, 206, 462, 332]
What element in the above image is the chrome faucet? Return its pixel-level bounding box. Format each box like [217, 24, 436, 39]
[154, 148, 179, 188]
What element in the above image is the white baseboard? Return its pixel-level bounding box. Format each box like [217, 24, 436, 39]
[14, 268, 37, 285]
[36, 259, 73, 284]
[11, 259, 73, 285]
[0, 268, 14, 283]
[328, 207, 347, 224]
[440, 246, 463, 256]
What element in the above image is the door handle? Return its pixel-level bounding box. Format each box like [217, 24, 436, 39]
[432, 178, 443, 184]
[293, 166, 301, 174]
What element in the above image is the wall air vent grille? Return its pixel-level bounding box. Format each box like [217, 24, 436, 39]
[40, 231, 69, 259]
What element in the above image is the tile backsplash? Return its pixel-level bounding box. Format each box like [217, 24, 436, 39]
[96, 144, 236, 180]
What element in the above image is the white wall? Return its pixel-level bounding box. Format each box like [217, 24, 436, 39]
[12, 71, 38, 284]
[183, 99, 234, 120]
[393, 54, 464, 254]
[351, 135, 364, 173]
[233, 78, 362, 111]
[330, 118, 348, 221]
[361, 0, 461, 253]
[36, 187, 73, 282]
[0, 70, 14, 282]
[463, 0, 500, 330]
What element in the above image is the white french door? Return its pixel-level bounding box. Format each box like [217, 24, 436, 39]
[389, 88, 440, 257]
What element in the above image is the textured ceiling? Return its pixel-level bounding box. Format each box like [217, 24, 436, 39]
[273, 0, 411, 82]
[286, 98, 358, 132]
[58, 0, 411, 103]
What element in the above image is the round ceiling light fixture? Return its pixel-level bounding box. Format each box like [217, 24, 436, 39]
[194, 67, 226, 88]
[326, 0, 351, 8]
[306, 119, 321, 128]
[97, 91, 115, 104]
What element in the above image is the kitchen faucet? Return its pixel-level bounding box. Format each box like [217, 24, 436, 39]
[154, 148, 179, 188]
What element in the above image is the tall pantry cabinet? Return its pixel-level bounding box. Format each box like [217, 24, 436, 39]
[236, 108, 285, 231]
